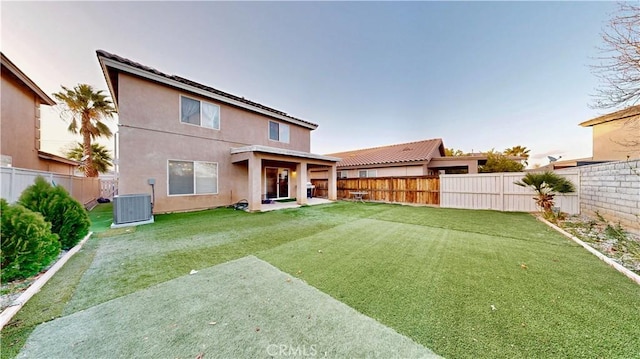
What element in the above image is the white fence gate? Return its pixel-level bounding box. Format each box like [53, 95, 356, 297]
[100, 179, 118, 199]
[1, 166, 100, 207]
[440, 171, 580, 214]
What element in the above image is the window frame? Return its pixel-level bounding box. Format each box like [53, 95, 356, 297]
[337, 170, 348, 179]
[167, 159, 219, 196]
[179, 95, 220, 130]
[268, 120, 290, 143]
[358, 170, 377, 178]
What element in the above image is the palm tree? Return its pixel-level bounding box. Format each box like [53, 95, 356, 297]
[514, 172, 575, 213]
[504, 146, 531, 166]
[53, 84, 115, 177]
[66, 143, 113, 174]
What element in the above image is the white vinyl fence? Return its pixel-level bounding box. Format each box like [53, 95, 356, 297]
[1, 166, 100, 207]
[440, 171, 580, 214]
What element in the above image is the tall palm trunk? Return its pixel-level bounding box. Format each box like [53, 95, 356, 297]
[82, 112, 98, 177]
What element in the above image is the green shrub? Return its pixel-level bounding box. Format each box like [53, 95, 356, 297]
[1, 199, 61, 282]
[19, 177, 91, 249]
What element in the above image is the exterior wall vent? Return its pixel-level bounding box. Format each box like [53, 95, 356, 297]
[112, 194, 153, 226]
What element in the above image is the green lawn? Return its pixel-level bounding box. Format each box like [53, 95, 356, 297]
[17, 256, 438, 358]
[88, 202, 113, 233]
[2, 202, 639, 358]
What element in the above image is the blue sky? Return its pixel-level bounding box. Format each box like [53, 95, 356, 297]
[2, 1, 618, 167]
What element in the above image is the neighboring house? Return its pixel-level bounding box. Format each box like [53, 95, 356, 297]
[532, 157, 610, 172]
[536, 106, 640, 171]
[311, 138, 506, 178]
[1, 52, 79, 175]
[97, 50, 339, 213]
[579, 106, 640, 161]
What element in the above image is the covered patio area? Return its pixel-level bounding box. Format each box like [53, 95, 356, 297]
[230, 145, 340, 212]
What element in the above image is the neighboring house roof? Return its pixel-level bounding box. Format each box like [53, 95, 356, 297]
[1, 52, 55, 105]
[579, 105, 640, 127]
[328, 138, 445, 168]
[96, 50, 318, 130]
[37, 151, 81, 166]
[528, 157, 613, 171]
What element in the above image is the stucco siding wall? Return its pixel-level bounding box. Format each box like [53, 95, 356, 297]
[117, 74, 312, 213]
[579, 160, 640, 231]
[119, 75, 310, 151]
[592, 119, 640, 160]
[40, 160, 75, 175]
[118, 126, 250, 213]
[309, 169, 328, 179]
[1, 76, 40, 169]
[335, 165, 426, 178]
[369, 166, 425, 177]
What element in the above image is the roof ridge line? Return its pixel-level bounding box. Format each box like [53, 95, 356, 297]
[327, 138, 442, 156]
[95, 49, 316, 128]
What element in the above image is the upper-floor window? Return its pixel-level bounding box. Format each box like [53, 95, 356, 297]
[359, 170, 377, 178]
[180, 96, 220, 130]
[269, 121, 289, 143]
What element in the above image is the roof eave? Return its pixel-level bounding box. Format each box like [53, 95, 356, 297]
[37, 151, 81, 166]
[579, 106, 640, 127]
[231, 145, 340, 162]
[98, 55, 120, 112]
[1, 53, 55, 106]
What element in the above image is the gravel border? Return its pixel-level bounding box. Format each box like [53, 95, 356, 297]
[537, 217, 640, 286]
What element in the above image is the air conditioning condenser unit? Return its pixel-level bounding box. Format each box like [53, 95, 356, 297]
[112, 193, 154, 227]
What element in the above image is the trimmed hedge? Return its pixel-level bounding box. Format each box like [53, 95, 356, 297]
[19, 177, 91, 249]
[1, 199, 61, 282]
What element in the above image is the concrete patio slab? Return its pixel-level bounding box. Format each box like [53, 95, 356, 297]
[260, 197, 333, 212]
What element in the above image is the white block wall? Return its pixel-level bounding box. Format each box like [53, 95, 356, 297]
[578, 160, 640, 232]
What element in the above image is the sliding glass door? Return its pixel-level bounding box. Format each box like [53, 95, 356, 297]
[265, 167, 289, 199]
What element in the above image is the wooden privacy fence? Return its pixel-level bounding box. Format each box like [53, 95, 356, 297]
[440, 171, 580, 214]
[311, 176, 440, 205]
[1, 166, 100, 208]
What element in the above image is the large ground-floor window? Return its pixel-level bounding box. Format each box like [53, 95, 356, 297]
[168, 160, 218, 195]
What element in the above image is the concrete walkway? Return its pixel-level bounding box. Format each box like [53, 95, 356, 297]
[260, 198, 333, 212]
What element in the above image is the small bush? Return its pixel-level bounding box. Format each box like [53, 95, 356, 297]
[19, 177, 91, 249]
[1, 199, 61, 282]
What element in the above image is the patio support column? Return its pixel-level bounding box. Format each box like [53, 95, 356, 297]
[296, 161, 308, 205]
[327, 164, 337, 200]
[248, 153, 262, 211]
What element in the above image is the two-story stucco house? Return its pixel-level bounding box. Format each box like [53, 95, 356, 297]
[579, 106, 640, 161]
[97, 50, 338, 213]
[1, 52, 79, 174]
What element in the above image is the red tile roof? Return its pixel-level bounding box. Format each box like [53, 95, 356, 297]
[328, 138, 445, 167]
